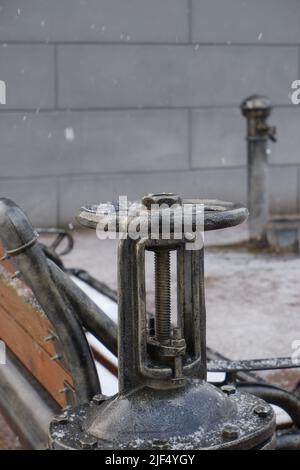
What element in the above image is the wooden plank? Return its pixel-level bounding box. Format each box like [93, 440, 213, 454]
[0, 264, 75, 407]
[0, 303, 73, 408]
[0, 273, 57, 357]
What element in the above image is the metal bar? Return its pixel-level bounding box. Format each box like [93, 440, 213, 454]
[91, 346, 118, 377]
[208, 356, 300, 372]
[66, 268, 118, 303]
[49, 261, 118, 356]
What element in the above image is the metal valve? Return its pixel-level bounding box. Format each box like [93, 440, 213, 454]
[49, 194, 276, 450]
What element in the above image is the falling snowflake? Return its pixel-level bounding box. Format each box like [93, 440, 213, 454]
[64, 127, 75, 142]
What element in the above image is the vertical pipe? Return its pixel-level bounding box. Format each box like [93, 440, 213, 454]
[241, 95, 276, 244]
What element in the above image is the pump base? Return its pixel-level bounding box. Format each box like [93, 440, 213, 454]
[49, 379, 275, 450]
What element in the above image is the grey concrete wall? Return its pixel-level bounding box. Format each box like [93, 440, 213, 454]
[0, 0, 299, 226]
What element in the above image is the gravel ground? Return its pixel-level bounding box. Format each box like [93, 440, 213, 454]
[1, 222, 300, 448]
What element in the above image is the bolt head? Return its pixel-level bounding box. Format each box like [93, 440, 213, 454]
[222, 424, 240, 440]
[151, 439, 170, 450]
[92, 394, 108, 405]
[253, 404, 270, 418]
[79, 436, 98, 449]
[185, 231, 197, 242]
[221, 385, 236, 396]
[142, 192, 181, 209]
[52, 414, 69, 425]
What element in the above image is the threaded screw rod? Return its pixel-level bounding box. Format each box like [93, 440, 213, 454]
[155, 250, 171, 343]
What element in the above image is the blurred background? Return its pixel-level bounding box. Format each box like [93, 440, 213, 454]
[0, 0, 299, 227]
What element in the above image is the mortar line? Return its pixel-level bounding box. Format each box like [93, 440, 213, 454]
[54, 44, 59, 109]
[0, 104, 295, 113]
[56, 176, 60, 228]
[3, 164, 300, 183]
[0, 40, 298, 47]
[187, 108, 192, 169]
[188, 0, 193, 43]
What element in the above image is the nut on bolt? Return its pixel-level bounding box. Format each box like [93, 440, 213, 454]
[92, 394, 109, 405]
[151, 439, 170, 450]
[221, 385, 236, 396]
[253, 404, 270, 418]
[52, 414, 69, 425]
[142, 192, 182, 209]
[222, 424, 240, 440]
[79, 435, 98, 449]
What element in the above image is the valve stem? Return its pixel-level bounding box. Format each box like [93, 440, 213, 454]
[155, 250, 171, 343]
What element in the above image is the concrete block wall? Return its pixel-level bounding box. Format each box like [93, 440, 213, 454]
[0, 0, 299, 226]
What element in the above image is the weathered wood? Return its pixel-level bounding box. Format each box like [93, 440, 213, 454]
[0, 259, 74, 408]
[0, 302, 73, 408]
[0, 274, 56, 357]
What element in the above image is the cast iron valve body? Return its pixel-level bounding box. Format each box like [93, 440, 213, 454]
[49, 194, 275, 450]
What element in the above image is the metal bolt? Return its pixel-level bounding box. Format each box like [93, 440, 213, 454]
[222, 424, 240, 440]
[142, 192, 181, 210]
[155, 250, 171, 343]
[151, 439, 170, 450]
[52, 414, 69, 425]
[221, 385, 236, 396]
[142, 193, 182, 345]
[184, 232, 196, 242]
[44, 332, 57, 342]
[0, 253, 9, 262]
[11, 270, 21, 280]
[51, 353, 62, 361]
[253, 404, 270, 418]
[79, 436, 98, 449]
[92, 394, 108, 405]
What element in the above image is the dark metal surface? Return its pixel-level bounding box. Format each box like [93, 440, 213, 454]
[237, 383, 300, 428]
[77, 199, 248, 233]
[48, 261, 118, 356]
[50, 386, 275, 450]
